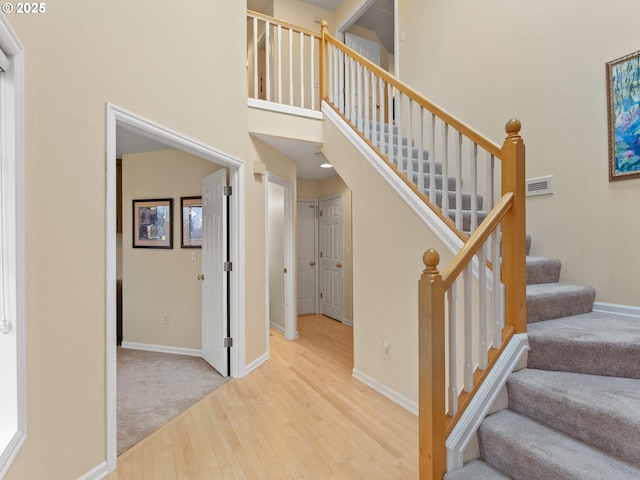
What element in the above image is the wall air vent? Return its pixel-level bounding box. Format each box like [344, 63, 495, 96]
[526, 175, 554, 197]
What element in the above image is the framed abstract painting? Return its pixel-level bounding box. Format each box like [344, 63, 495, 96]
[607, 50, 640, 181]
[132, 198, 173, 248]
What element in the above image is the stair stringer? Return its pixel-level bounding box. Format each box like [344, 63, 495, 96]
[322, 102, 465, 257]
[445, 333, 529, 472]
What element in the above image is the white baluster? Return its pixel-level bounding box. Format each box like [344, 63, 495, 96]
[429, 113, 436, 206]
[371, 74, 378, 147]
[441, 123, 449, 219]
[310, 37, 315, 109]
[470, 142, 478, 232]
[364, 69, 370, 140]
[407, 99, 413, 178]
[448, 283, 458, 416]
[357, 63, 363, 131]
[338, 49, 344, 113]
[455, 131, 463, 231]
[288, 28, 293, 105]
[253, 17, 258, 99]
[379, 80, 385, 155]
[487, 153, 495, 263]
[395, 91, 402, 169]
[265, 22, 271, 102]
[492, 224, 502, 349]
[299, 31, 304, 108]
[277, 25, 282, 104]
[478, 245, 488, 370]
[350, 58, 356, 123]
[464, 264, 473, 393]
[418, 107, 424, 193]
[387, 83, 393, 160]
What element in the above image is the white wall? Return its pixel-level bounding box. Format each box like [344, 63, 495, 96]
[122, 149, 221, 351]
[397, 0, 640, 307]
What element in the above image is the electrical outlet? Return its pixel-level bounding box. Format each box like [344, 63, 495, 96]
[163, 313, 169, 325]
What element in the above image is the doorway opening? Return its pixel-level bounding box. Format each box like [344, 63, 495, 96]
[265, 173, 296, 347]
[106, 104, 246, 470]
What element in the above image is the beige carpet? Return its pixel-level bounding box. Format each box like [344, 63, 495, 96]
[117, 347, 229, 455]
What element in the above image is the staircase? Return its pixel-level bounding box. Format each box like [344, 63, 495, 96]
[445, 240, 640, 479]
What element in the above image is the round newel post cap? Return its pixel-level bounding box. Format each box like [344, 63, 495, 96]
[320, 20, 329, 31]
[505, 118, 521, 137]
[423, 249, 440, 274]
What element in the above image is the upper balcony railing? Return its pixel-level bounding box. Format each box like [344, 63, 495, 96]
[247, 13, 527, 480]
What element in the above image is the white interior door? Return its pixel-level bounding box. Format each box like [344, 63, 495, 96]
[320, 195, 343, 321]
[297, 200, 317, 315]
[345, 33, 381, 66]
[201, 169, 228, 376]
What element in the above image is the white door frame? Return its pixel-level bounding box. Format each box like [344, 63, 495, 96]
[0, 14, 26, 479]
[265, 173, 296, 345]
[297, 197, 319, 315]
[105, 104, 246, 471]
[335, 0, 399, 77]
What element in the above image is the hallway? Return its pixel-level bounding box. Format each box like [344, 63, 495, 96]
[107, 315, 418, 479]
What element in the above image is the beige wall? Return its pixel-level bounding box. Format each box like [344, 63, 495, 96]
[398, 0, 640, 307]
[5, 1, 271, 477]
[122, 150, 221, 351]
[323, 125, 448, 402]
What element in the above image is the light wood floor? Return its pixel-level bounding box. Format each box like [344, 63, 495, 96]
[106, 315, 419, 479]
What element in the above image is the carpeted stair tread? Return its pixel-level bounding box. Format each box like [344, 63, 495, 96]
[527, 312, 640, 378]
[445, 460, 512, 480]
[526, 282, 595, 323]
[508, 368, 640, 467]
[526, 256, 561, 285]
[478, 409, 640, 480]
[448, 210, 488, 232]
[424, 190, 484, 210]
[410, 171, 457, 191]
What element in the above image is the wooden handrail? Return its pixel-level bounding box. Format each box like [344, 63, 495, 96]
[441, 192, 514, 289]
[247, 10, 322, 39]
[322, 34, 503, 157]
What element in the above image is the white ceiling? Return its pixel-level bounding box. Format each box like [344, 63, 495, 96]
[252, 134, 336, 180]
[116, 126, 171, 158]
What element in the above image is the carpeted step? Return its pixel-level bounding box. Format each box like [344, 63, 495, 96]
[508, 369, 640, 468]
[478, 409, 640, 480]
[444, 459, 511, 480]
[407, 172, 457, 191]
[527, 312, 640, 378]
[409, 157, 442, 174]
[526, 282, 595, 323]
[425, 190, 484, 211]
[526, 256, 561, 285]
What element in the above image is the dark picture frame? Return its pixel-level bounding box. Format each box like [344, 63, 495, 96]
[181, 196, 203, 248]
[132, 198, 173, 248]
[606, 50, 640, 181]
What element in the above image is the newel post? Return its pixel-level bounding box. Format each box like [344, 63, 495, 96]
[418, 249, 446, 480]
[319, 20, 329, 103]
[501, 119, 527, 334]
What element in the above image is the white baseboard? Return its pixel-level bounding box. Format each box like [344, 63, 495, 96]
[446, 333, 530, 472]
[244, 351, 269, 376]
[342, 318, 353, 327]
[77, 461, 109, 480]
[352, 368, 418, 415]
[270, 322, 285, 335]
[592, 301, 640, 320]
[120, 342, 202, 357]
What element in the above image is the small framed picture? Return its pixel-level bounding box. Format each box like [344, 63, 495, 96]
[181, 196, 202, 248]
[132, 198, 173, 249]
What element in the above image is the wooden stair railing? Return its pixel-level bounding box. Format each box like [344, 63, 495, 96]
[418, 120, 526, 479]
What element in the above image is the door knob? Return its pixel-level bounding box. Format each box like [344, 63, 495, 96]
[0, 319, 11, 335]
[310, 261, 316, 266]
[197, 274, 205, 280]
[336, 263, 342, 268]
